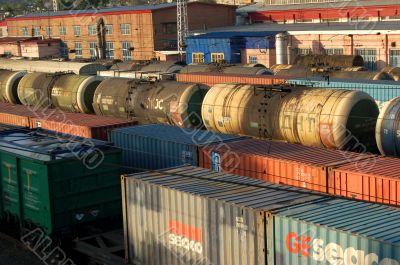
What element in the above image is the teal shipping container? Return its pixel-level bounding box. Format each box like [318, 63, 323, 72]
[122, 165, 400, 265]
[287, 77, 400, 108]
[271, 199, 400, 265]
[0, 128, 122, 235]
[109, 124, 244, 172]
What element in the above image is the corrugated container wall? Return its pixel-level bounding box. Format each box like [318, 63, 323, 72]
[0, 129, 122, 235]
[176, 72, 287, 86]
[331, 156, 400, 205]
[121, 166, 323, 265]
[271, 199, 400, 264]
[122, 166, 400, 265]
[199, 138, 385, 204]
[110, 124, 244, 172]
[287, 77, 400, 108]
[0, 102, 136, 140]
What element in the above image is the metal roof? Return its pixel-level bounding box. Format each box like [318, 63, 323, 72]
[130, 165, 400, 244]
[188, 31, 280, 39]
[12, 2, 177, 19]
[210, 138, 376, 167]
[275, 198, 400, 244]
[238, 0, 400, 13]
[111, 124, 244, 146]
[128, 165, 324, 211]
[0, 129, 110, 161]
[195, 21, 400, 34]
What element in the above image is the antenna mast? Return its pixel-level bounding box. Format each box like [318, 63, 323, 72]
[177, 0, 189, 61]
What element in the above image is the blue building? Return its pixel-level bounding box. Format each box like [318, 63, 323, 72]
[185, 31, 279, 65]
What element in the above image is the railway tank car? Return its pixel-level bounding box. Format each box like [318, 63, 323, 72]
[0, 70, 26, 104]
[17, 72, 73, 108]
[376, 97, 400, 156]
[93, 78, 209, 128]
[51, 75, 104, 113]
[202, 83, 379, 151]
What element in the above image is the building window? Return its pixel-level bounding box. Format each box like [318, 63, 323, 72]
[355, 48, 377, 70]
[89, 41, 97, 60]
[162, 23, 177, 34]
[249, 56, 258, 64]
[60, 42, 69, 58]
[46, 26, 52, 37]
[324, 48, 344, 55]
[33, 27, 41, 37]
[105, 24, 113, 35]
[21, 27, 29, 37]
[122, 41, 132, 61]
[120, 24, 131, 35]
[390, 49, 400, 67]
[88, 25, 96, 36]
[73, 26, 81, 37]
[106, 42, 114, 59]
[59, 26, 66, 36]
[75, 42, 82, 59]
[295, 48, 312, 56]
[192, 53, 204, 63]
[211, 53, 225, 63]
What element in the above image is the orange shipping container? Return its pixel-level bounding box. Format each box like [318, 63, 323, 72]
[176, 72, 287, 86]
[30, 112, 137, 141]
[0, 103, 137, 140]
[330, 157, 400, 205]
[199, 138, 380, 202]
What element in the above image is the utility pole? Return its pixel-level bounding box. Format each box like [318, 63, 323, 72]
[177, 0, 188, 61]
[53, 0, 59, 11]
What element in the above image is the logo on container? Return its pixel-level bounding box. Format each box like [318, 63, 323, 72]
[286, 231, 399, 265]
[168, 220, 203, 255]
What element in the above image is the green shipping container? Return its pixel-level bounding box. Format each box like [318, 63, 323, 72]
[0, 129, 122, 235]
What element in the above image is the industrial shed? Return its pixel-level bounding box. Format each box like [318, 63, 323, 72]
[186, 31, 279, 66]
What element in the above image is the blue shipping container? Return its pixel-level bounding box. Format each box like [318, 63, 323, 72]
[287, 77, 400, 108]
[110, 124, 244, 172]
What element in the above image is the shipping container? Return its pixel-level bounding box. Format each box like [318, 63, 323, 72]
[0, 103, 36, 127]
[271, 199, 400, 265]
[122, 166, 400, 265]
[331, 156, 400, 205]
[110, 124, 244, 172]
[286, 77, 400, 108]
[121, 165, 323, 265]
[176, 72, 287, 86]
[0, 128, 122, 235]
[200, 138, 379, 201]
[0, 102, 136, 140]
[30, 112, 137, 140]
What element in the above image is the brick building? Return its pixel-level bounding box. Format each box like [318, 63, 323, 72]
[0, 37, 61, 58]
[188, 21, 400, 70]
[5, 2, 236, 61]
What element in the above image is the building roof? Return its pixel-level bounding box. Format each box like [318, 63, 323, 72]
[8, 3, 176, 20]
[0, 37, 37, 44]
[238, 0, 400, 13]
[193, 21, 400, 35]
[188, 31, 280, 39]
[7, 2, 235, 21]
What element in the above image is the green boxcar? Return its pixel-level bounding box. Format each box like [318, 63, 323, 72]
[0, 129, 122, 235]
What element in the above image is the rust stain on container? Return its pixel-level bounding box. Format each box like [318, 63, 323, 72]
[331, 156, 400, 205]
[200, 138, 377, 199]
[176, 72, 287, 86]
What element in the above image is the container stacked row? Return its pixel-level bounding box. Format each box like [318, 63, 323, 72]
[0, 102, 136, 140]
[111, 124, 400, 206]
